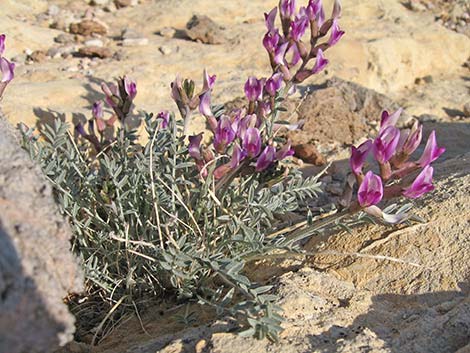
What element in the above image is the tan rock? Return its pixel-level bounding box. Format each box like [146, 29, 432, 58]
[69, 20, 108, 36]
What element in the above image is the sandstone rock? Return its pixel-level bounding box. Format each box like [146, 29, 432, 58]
[70, 19, 108, 36]
[287, 78, 406, 159]
[28, 50, 47, 63]
[84, 38, 104, 47]
[159, 27, 176, 38]
[184, 15, 225, 44]
[293, 143, 326, 166]
[78, 46, 112, 59]
[0, 115, 84, 353]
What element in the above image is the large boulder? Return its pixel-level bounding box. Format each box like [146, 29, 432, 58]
[0, 115, 84, 353]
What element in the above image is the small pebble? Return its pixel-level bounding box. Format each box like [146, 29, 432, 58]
[123, 38, 149, 46]
[159, 46, 172, 55]
[159, 27, 176, 38]
[84, 39, 104, 47]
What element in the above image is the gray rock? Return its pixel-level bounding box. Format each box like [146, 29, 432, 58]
[463, 102, 470, 118]
[0, 115, 84, 353]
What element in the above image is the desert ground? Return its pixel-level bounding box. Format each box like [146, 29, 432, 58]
[1, 0, 469, 352]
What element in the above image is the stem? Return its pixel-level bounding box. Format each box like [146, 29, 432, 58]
[182, 105, 192, 136]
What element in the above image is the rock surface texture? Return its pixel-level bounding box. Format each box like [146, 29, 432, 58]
[0, 115, 84, 353]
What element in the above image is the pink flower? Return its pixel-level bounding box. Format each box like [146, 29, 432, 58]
[280, 0, 297, 19]
[242, 127, 262, 157]
[398, 121, 422, 156]
[256, 145, 276, 171]
[101, 82, 119, 108]
[373, 125, 400, 164]
[328, 19, 345, 46]
[0, 34, 5, 57]
[124, 76, 137, 100]
[264, 73, 283, 96]
[237, 114, 257, 139]
[312, 48, 329, 74]
[263, 30, 281, 53]
[244, 76, 264, 102]
[264, 7, 278, 31]
[380, 108, 403, 130]
[306, 0, 323, 22]
[417, 131, 445, 167]
[92, 101, 104, 119]
[274, 42, 289, 65]
[156, 110, 170, 129]
[188, 133, 203, 160]
[0, 57, 15, 83]
[290, 12, 309, 41]
[350, 140, 372, 175]
[214, 115, 236, 153]
[276, 140, 295, 160]
[357, 171, 383, 207]
[199, 90, 213, 117]
[203, 69, 216, 91]
[403, 165, 435, 199]
[230, 143, 247, 168]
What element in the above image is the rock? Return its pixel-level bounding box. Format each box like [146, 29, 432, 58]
[184, 15, 225, 44]
[293, 143, 326, 166]
[54, 33, 75, 45]
[91, 0, 110, 5]
[159, 45, 172, 55]
[463, 102, 470, 117]
[50, 18, 67, 31]
[0, 116, 84, 353]
[121, 28, 149, 46]
[78, 46, 112, 59]
[287, 78, 406, 153]
[28, 50, 47, 63]
[84, 38, 104, 47]
[47, 4, 61, 17]
[69, 20, 108, 36]
[114, 0, 138, 8]
[159, 27, 176, 38]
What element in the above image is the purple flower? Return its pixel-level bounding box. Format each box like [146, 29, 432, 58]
[203, 69, 216, 91]
[124, 76, 137, 100]
[214, 115, 236, 153]
[242, 127, 262, 157]
[280, 0, 297, 19]
[290, 12, 309, 41]
[0, 34, 5, 57]
[264, 7, 278, 31]
[244, 76, 263, 102]
[101, 82, 119, 108]
[276, 140, 295, 160]
[256, 145, 276, 172]
[287, 43, 302, 66]
[306, 0, 323, 21]
[263, 30, 280, 54]
[398, 121, 422, 156]
[157, 110, 170, 129]
[357, 171, 383, 207]
[274, 42, 289, 65]
[75, 123, 87, 137]
[380, 108, 402, 130]
[328, 19, 345, 47]
[417, 131, 445, 167]
[0, 57, 15, 83]
[403, 165, 435, 199]
[265, 73, 283, 96]
[332, 0, 342, 19]
[188, 133, 203, 160]
[237, 114, 257, 139]
[312, 48, 329, 74]
[258, 101, 272, 118]
[92, 101, 104, 119]
[199, 90, 213, 118]
[373, 125, 400, 164]
[350, 140, 372, 175]
[230, 143, 247, 168]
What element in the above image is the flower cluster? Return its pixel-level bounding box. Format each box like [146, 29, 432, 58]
[264, 0, 344, 84]
[75, 76, 136, 151]
[349, 108, 445, 223]
[0, 34, 15, 100]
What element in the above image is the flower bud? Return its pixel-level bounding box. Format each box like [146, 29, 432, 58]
[124, 76, 137, 100]
[276, 140, 295, 160]
[256, 145, 276, 172]
[242, 127, 262, 157]
[327, 19, 345, 47]
[311, 48, 328, 74]
[188, 133, 203, 160]
[214, 115, 236, 153]
[265, 73, 283, 96]
[0, 34, 5, 56]
[373, 125, 400, 164]
[244, 76, 264, 102]
[264, 7, 278, 32]
[156, 110, 170, 129]
[350, 140, 372, 175]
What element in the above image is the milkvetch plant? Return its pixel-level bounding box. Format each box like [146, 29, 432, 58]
[9, 0, 445, 343]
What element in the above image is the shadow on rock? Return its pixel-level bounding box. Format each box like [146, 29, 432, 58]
[306, 283, 470, 353]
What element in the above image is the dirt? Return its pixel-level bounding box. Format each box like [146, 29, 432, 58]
[1, 0, 469, 352]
